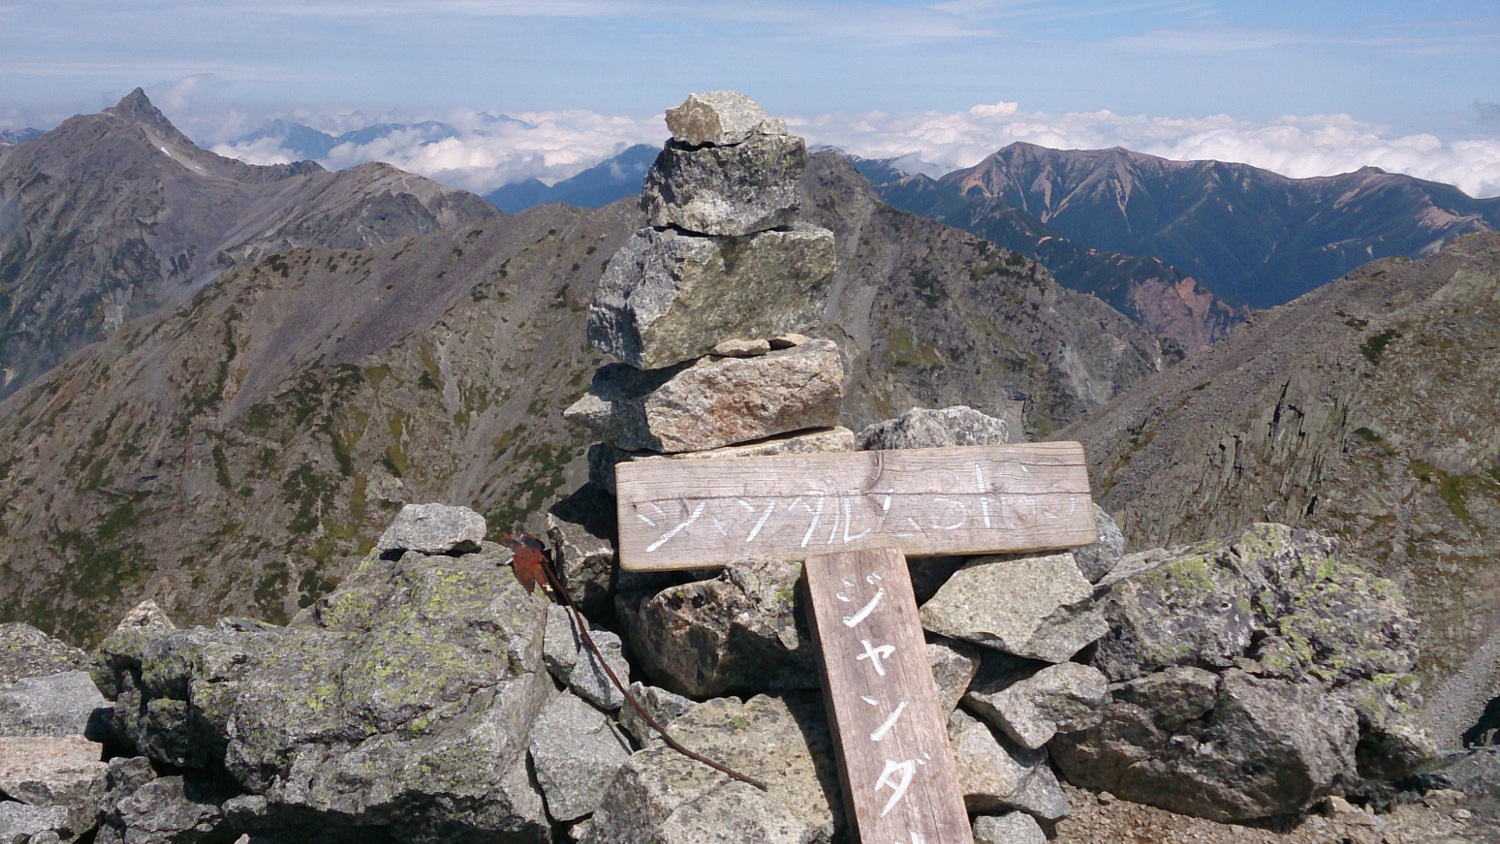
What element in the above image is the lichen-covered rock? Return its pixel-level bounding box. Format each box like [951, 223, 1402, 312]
[616, 682, 695, 747]
[919, 553, 1101, 661]
[529, 691, 632, 823]
[856, 405, 1011, 450]
[585, 693, 841, 844]
[1053, 670, 1358, 822]
[374, 502, 487, 555]
[615, 557, 816, 698]
[1072, 505, 1125, 583]
[589, 427, 854, 496]
[641, 134, 805, 236]
[948, 709, 1068, 820]
[89, 541, 554, 843]
[664, 91, 786, 146]
[964, 662, 1108, 750]
[586, 224, 834, 370]
[1092, 523, 1417, 685]
[0, 624, 87, 686]
[543, 604, 629, 710]
[0, 670, 109, 738]
[565, 340, 844, 454]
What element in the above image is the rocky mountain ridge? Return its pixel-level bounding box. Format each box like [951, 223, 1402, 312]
[0, 90, 497, 400]
[485, 144, 659, 213]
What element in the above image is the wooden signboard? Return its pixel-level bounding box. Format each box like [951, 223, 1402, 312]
[804, 547, 973, 844]
[614, 442, 1096, 571]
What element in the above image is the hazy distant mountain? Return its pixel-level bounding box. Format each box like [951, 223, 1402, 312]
[857, 156, 1248, 353]
[0, 89, 497, 400]
[0, 128, 42, 150]
[0, 149, 1166, 642]
[229, 118, 463, 160]
[484, 144, 659, 212]
[946, 142, 1500, 308]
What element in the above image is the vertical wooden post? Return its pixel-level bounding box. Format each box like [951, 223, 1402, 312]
[804, 547, 973, 844]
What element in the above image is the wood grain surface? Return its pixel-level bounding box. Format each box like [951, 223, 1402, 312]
[804, 547, 974, 844]
[615, 442, 1096, 571]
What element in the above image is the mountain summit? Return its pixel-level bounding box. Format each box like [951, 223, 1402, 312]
[0, 90, 496, 399]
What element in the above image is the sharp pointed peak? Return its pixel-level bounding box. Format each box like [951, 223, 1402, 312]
[105, 87, 191, 143]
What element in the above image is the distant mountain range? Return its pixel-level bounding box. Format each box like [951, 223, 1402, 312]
[484, 144, 658, 212]
[0, 128, 42, 149]
[0, 89, 496, 400]
[224, 113, 532, 161]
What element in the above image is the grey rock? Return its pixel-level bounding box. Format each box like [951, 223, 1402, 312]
[565, 339, 843, 454]
[529, 691, 633, 822]
[919, 553, 1095, 660]
[99, 774, 221, 844]
[585, 693, 840, 844]
[1011, 599, 1109, 663]
[928, 637, 982, 714]
[112, 601, 176, 634]
[615, 557, 816, 698]
[972, 812, 1047, 844]
[0, 735, 106, 836]
[89, 543, 554, 842]
[374, 502, 487, 554]
[0, 803, 70, 843]
[965, 662, 1109, 750]
[0, 670, 109, 738]
[710, 338, 771, 357]
[1418, 747, 1500, 798]
[586, 224, 835, 369]
[856, 405, 1010, 451]
[1052, 670, 1359, 822]
[1092, 524, 1418, 686]
[1116, 666, 1220, 732]
[546, 489, 618, 621]
[1072, 505, 1125, 583]
[616, 683, 696, 747]
[589, 427, 855, 495]
[0, 624, 86, 686]
[947, 708, 1068, 820]
[664, 91, 786, 146]
[641, 133, 805, 236]
[543, 604, 629, 710]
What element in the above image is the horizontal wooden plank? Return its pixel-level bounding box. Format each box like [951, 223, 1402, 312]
[615, 442, 1097, 571]
[805, 548, 973, 844]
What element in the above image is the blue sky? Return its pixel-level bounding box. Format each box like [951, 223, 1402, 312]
[3, 1, 1499, 194]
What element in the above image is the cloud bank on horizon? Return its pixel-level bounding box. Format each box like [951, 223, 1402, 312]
[207, 99, 1500, 199]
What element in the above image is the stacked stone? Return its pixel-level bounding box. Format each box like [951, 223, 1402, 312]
[564, 91, 852, 491]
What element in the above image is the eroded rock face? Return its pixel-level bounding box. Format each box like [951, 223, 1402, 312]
[1052, 523, 1430, 821]
[564, 340, 843, 454]
[615, 557, 817, 698]
[587, 224, 834, 370]
[641, 134, 805, 236]
[585, 693, 841, 844]
[90, 542, 554, 843]
[856, 405, 1011, 451]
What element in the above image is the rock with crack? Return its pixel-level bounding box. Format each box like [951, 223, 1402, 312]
[584, 693, 841, 844]
[948, 708, 1069, 821]
[543, 604, 630, 711]
[564, 340, 843, 454]
[616, 682, 696, 747]
[588, 427, 855, 496]
[641, 133, 805, 237]
[1052, 669, 1358, 822]
[89, 534, 555, 842]
[964, 661, 1109, 750]
[855, 405, 1011, 451]
[664, 91, 787, 146]
[587, 224, 834, 370]
[615, 557, 817, 698]
[529, 691, 633, 823]
[919, 552, 1103, 662]
[374, 502, 487, 555]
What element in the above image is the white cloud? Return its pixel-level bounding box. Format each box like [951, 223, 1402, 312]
[206, 101, 1500, 200]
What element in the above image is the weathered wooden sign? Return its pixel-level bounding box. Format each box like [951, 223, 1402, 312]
[614, 442, 1097, 571]
[804, 547, 973, 844]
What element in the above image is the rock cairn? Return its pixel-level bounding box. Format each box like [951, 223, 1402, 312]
[564, 91, 853, 492]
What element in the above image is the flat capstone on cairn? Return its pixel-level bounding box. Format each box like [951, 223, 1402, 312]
[566, 90, 852, 482]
